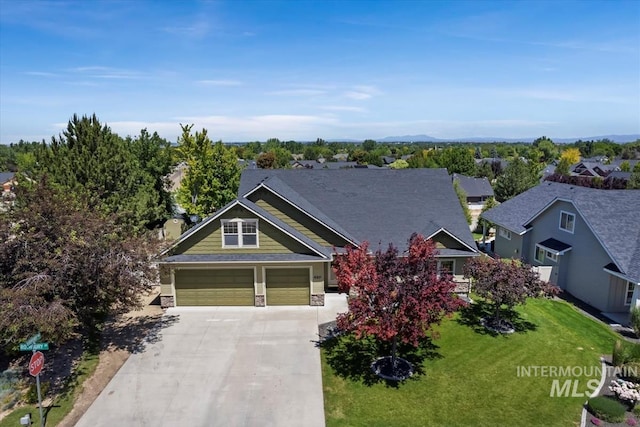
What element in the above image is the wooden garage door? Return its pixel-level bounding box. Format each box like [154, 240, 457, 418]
[266, 268, 310, 306]
[175, 269, 254, 306]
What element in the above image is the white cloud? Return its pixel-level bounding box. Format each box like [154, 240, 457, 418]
[319, 105, 366, 113]
[266, 89, 327, 96]
[344, 85, 381, 100]
[197, 79, 243, 86]
[25, 71, 58, 77]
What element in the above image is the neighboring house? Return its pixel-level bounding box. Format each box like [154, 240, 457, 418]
[452, 173, 494, 229]
[481, 181, 640, 315]
[0, 172, 17, 207]
[290, 160, 362, 169]
[158, 169, 480, 308]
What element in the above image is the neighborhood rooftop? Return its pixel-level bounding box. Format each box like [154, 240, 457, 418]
[239, 168, 477, 253]
[482, 181, 640, 283]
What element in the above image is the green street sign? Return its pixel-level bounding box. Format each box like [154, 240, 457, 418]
[19, 342, 49, 351]
[25, 333, 41, 346]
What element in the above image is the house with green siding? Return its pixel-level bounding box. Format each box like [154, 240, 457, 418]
[159, 168, 479, 307]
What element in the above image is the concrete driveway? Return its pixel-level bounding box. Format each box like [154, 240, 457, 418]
[75, 294, 346, 427]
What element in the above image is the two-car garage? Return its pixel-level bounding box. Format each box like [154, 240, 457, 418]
[173, 267, 311, 306]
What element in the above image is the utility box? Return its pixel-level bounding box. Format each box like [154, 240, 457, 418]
[19, 413, 31, 425]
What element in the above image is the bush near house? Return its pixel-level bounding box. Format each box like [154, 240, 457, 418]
[587, 396, 626, 423]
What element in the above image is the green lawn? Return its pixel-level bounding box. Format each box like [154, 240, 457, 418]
[0, 350, 99, 427]
[322, 298, 620, 427]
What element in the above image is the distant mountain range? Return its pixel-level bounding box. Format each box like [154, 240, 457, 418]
[323, 134, 640, 144]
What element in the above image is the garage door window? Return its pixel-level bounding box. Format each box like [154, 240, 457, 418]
[222, 219, 259, 248]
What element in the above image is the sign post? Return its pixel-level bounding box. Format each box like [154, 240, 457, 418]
[28, 350, 45, 427]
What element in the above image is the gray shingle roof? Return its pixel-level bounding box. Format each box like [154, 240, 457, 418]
[239, 168, 477, 252]
[0, 172, 16, 184]
[482, 182, 640, 282]
[452, 174, 494, 198]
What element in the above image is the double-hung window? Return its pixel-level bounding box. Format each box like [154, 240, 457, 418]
[534, 246, 545, 263]
[437, 260, 455, 277]
[222, 219, 258, 248]
[626, 282, 635, 306]
[499, 227, 511, 240]
[559, 211, 575, 233]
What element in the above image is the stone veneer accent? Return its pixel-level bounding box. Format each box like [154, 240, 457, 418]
[255, 294, 266, 307]
[311, 293, 325, 306]
[160, 295, 175, 308]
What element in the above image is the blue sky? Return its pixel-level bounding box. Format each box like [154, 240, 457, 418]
[0, 0, 639, 143]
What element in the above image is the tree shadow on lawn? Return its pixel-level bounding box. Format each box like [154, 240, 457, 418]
[457, 300, 537, 336]
[319, 332, 442, 388]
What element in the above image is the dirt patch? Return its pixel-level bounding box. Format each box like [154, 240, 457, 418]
[56, 288, 165, 427]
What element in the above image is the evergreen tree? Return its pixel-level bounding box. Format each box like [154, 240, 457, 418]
[494, 158, 539, 202]
[32, 114, 169, 230]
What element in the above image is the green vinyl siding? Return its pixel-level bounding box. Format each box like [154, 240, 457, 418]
[173, 206, 312, 255]
[266, 268, 310, 305]
[432, 230, 468, 251]
[175, 269, 254, 306]
[249, 189, 349, 247]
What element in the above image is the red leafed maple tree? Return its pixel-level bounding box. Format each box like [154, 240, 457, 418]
[462, 256, 558, 330]
[332, 234, 465, 374]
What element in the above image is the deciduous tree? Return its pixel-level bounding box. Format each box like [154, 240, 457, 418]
[176, 124, 241, 218]
[0, 179, 161, 350]
[333, 235, 465, 377]
[463, 257, 557, 330]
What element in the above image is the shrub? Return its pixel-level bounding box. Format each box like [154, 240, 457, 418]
[587, 396, 626, 423]
[633, 404, 640, 417]
[631, 306, 640, 337]
[613, 340, 640, 367]
[624, 362, 640, 382]
[25, 380, 50, 404]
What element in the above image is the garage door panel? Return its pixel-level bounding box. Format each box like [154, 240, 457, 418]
[175, 269, 254, 306]
[266, 268, 310, 306]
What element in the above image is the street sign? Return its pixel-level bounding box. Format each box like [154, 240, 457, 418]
[25, 333, 41, 346]
[29, 351, 44, 377]
[19, 343, 49, 351]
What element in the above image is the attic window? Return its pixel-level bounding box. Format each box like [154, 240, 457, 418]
[222, 219, 258, 248]
[559, 211, 575, 234]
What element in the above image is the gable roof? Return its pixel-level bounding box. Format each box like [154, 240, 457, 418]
[481, 181, 640, 282]
[0, 172, 16, 184]
[239, 168, 477, 253]
[452, 173, 494, 198]
[164, 198, 332, 259]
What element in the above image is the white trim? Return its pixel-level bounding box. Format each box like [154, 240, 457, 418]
[525, 198, 625, 275]
[221, 218, 259, 248]
[559, 210, 575, 234]
[437, 259, 455, 276]
[604, 266, 640, 285]
[243, 182, 359, 247]
[625, 281, 634, 306]
[498, 227, 512, 240]
[424, 227, 478, 253]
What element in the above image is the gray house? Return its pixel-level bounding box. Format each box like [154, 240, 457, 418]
[481, 182, 640, 316]
[159, 169, 479, 307]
